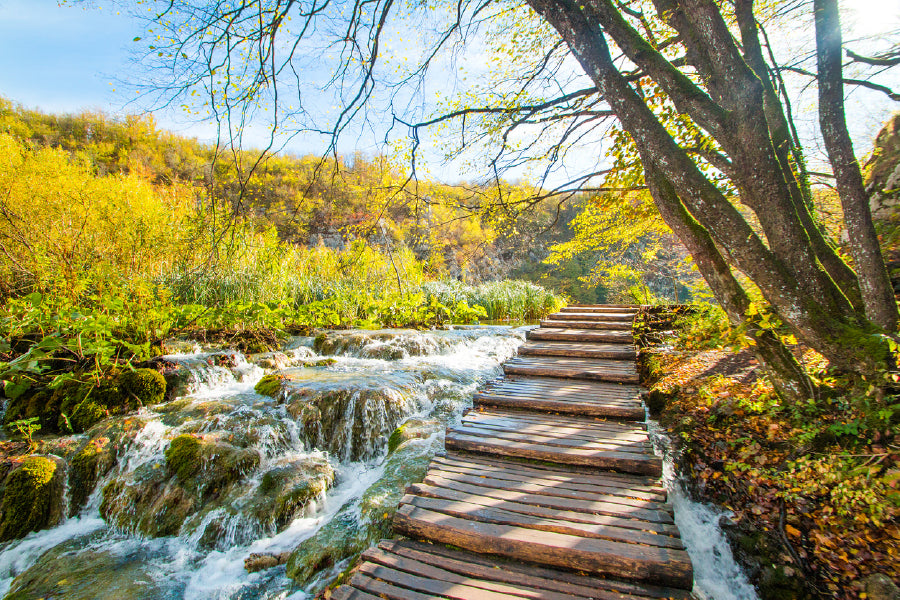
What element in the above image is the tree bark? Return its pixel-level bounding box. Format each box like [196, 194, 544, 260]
[814, 0, 898, 332]
[643, 161, 815, 402]
[527, 0, 892, 374]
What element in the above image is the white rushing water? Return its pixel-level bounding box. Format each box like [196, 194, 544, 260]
[648, 421, 760, 600]
[0, 326, 525, 600]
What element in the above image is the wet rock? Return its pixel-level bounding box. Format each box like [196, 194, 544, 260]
[387, 418, 442, 453]
[865, 574, 900, 600]
[249, 456, 335, 531]
[6, 540, 167, 600]
[259, 370, 425, 461]
[314, 330, 440, 359]
[244, 551, 291, 573]
[252, 351, 293, 370]
[286, 435, 440, 583]
[0, 455, 66, 541]
[101, 434, 261, 538]
[68, 436, 117, 515]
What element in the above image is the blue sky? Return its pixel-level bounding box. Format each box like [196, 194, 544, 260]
[0, 0, 897, 182]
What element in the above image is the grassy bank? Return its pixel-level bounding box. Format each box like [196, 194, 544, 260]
[643, 306, 899, 600]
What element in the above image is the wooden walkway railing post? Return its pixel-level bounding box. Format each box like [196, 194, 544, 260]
[331, 305, 695, 599]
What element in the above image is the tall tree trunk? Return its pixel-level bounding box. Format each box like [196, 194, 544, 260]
[644, 161, 815, 402]
[527, 0, 893, 374]
[734, 0, 863, 311]
[814, 0, 898, 332]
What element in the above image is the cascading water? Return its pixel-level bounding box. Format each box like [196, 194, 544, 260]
[0, 326, 525, 600]
[648, 421, 760, 600]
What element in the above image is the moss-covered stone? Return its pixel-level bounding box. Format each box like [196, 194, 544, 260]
[118, 368, 166, 409]
[255, 374, 286, 399]
[165, 434, 202, 479]
[286, 434, 439, 583]
[68, 437, 116, 515]
[387, 418, 441, 454]
[5, 541, 165, 600]
[70, 400, 107, 433]
[252, 459, 334, 531]
[0, 456, 66, 541]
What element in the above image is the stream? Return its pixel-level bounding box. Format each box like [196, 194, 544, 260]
[0, 326, 758, 599]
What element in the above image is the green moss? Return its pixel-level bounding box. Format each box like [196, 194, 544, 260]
[70, 400, 107, 433]
[68, 438, 113, 515]
[254, 374, 286, 399]
[387, 424, 406, 454]
[0, 457, 64, 541]
[119, 368, 166, 409]
[165, 435, 202, 480]
[313, 333, 328, 352]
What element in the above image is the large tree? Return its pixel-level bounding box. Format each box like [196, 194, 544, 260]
[131, 0, 899, 397]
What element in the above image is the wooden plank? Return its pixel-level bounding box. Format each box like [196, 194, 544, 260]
[437, 451, 666, 489]
[559, 304, 641, 314]
[435, 452, 667, 494]
[473, 393, 645, 419]
[504, 357, 639, 384]
[415, 477, 674, 524]
[400, 494, 683, 550]
[506, 356, 639, 373]
[361, 547, 593, 600]
[445, 432, 662, 475]
[393, 505, 694, 589]
[380, 540, 693, 600]
[546, 312, 635, 322]
[527, 328, 634, 343]
[460, 412, 651, 441]
[423, 468, 670, 511]
[407, 482, 678, 536]
[356, 562, 529, 600]
[540, 320, 635, 331]
[450, 425, 653, 456]
[518, 341, 636, 359]
[473, 394, 641, 419]
[348, 572, 442, 600]
[432, 454, 667, 499]
[481, 378, 642, 400]
[465, 407, 649, 432]
[427, 459, 667, 502]
[330, 584, 384, 600]
[480, 379, 643, 405]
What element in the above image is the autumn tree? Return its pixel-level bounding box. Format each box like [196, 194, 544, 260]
[129, 0, 899, 399]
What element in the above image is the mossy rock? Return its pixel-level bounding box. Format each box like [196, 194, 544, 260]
[255, 374, 287, 399]
[0, 456, 66, 542]
[387, 418, 441, 453]
[68, 437, 116, 516]
[165, 434, 202, 480]
[5, 542, 165, 600]
[70, 400, 107, 433]
[118, 368, 166, 409]
[252, 459, 334, 531]
[286, 435, 439, 583]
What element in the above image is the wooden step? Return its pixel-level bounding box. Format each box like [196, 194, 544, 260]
[540, 319, 633, 330]
[504, 356, 640, 383]
[332, 540, 693, 600]
[560, 305, 640, 312]
[518, 341, 636, 360]
[475, 376, 644, 419]
[527, 328, 634, 343]
[446, 409, 662, 476]
[547, 312, 635, 322]
[393, 502, 692, 589]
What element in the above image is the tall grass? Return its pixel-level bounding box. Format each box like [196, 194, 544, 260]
[422, 280, 565, 321]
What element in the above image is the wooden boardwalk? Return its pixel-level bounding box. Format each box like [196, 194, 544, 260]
[332, 305, 694, 599]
